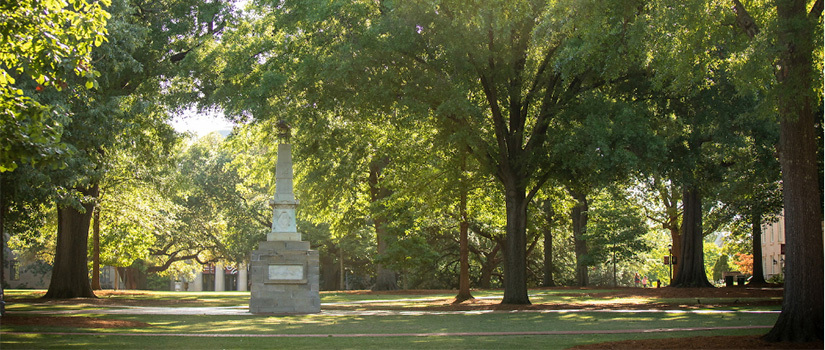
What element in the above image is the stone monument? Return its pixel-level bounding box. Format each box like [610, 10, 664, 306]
[249, 128, 320, 314]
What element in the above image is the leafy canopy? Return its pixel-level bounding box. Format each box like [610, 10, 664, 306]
[0, 0, 109, 172]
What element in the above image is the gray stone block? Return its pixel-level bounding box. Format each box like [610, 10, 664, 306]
[249, 242, 320, 314]
[285, 241, 311, 250]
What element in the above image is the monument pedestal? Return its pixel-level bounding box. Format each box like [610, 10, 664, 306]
[249, 241, 320, 314]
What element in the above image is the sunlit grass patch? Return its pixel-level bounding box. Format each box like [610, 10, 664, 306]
[4, 289, 251, 309]
[4, 302, 106, 312]
[660, 297, 779, 305]
[0, 328, 774, 350]
[4, 290, 46, 298]
[582, 297, 653, 305]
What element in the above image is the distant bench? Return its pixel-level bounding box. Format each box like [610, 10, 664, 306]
[722, 271, 747, 286]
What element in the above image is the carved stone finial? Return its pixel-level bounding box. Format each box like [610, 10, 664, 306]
[277, 119, 291, 143]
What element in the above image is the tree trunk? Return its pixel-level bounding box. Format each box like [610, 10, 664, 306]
[659, 180, 682, 282]
[370, 212, 396, 289]
[749, 210, 768, 285]
[542, 200, 556, 287]
[339, 245, 345, 290]
[478, 265, 493, 289]
[116, 267, 127, 289]
[0, 174, 6, 315]
[727, 0, 823, 340]
[44, 185, 99, 299]
[612, 246, 618, 287]
[765, 107, 825, 340]
[764, 0, 823, 340]
[570, 190, 589, 287]
[320, 250, 338, 291]
[478, 245, 500, 289]
[91, 206, 101, 290]
[117, 265, 146, 290]
[372, 219, 397, 291]
[371, 218, 397, 290]
[501, 180, 530, 305]
[668, 225, 682, 283]
[454, 187, 474, 303]
[368, 156, 397, 291]
[671, 186, 713, 288]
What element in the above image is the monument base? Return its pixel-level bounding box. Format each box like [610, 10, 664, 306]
[249, 240, 320, 314]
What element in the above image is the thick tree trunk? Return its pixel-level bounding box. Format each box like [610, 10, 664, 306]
[749, 210, 768, 285]
[1, 174, 6, 315]
[44, 185, 99, 299]
[454, 188, 474, 303]
[570, 191, 589, 287]
[320, 251, 338, 291]
[765, 107, 825, 340]
[117, 265, 146, 290]
[91, 206, 101, 290]
[372, 219, 397, 291]
[368, 157, 397, 291]
[542, 200, 556, 287]
[764, 0, 823, 340]
[501, 180, 530, 305]
[372, 269, 396, 291]
[671, 186, 713, 288]
[728, 0, 823, 340]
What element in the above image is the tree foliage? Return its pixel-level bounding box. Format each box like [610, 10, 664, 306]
[585, 189, 650, 275]
[0, 0, 110, 172]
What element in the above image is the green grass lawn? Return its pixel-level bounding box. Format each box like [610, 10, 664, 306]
[1, 289, 781, 349]
[3, 329, 770, 350]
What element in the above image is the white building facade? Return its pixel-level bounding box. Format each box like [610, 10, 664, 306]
[761, 211, 785, 280]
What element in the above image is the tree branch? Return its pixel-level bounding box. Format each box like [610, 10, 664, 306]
[469, 221, 505, 246]
[147, 251, 203, 273]
[731, 0, 760, 39]
[526, 169, 553, 204]
[526, 231, 541, 256]
[476, 67, 509, 166]
[521, 44, 561, 120]
[810, 0, 824, 20]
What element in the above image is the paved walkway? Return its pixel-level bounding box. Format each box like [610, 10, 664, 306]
[9, 294, 781, 316]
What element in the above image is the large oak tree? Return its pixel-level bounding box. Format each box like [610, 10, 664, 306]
[193, 0, 649, 304]
[35, 0, 234, 298]
[763, 0, 823, 342]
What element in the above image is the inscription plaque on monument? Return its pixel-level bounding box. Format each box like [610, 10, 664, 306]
[268, 264, 304, 281]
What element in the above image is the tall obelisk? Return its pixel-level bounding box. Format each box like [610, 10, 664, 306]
[268, 143, 300, 241]
[249, 130, 320, 314]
